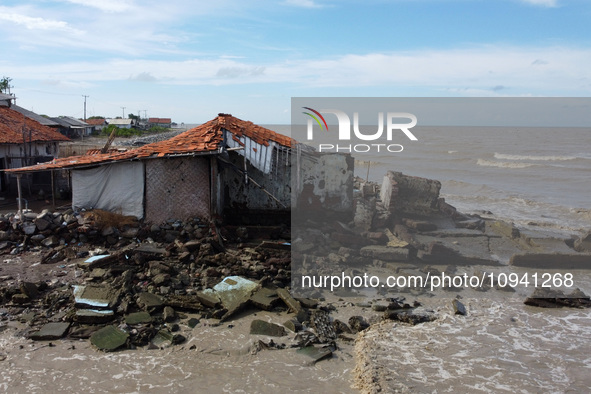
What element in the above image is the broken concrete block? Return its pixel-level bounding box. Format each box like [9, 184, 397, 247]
[29, 322, 70, 340]
[73, 285, 118, 309]
[283, 319, 302, 333]
[381, 171, 441, 215]
[487, 220, 520, 239]
[125, 311, 152, 325]
[277, 288, 303, 314]
[212, 276, 259, 321]
[360, 245, 409, 261]
[296, 346, 333, 363]
[249, 287, 280, 311]
[137, 292, 165, 310]
[250, 320, 286, 337]
[74, 309, 115, 324]
[510, 252, 591, 269]
[90, 325, 129, 351]
[151, 329, 174, 348]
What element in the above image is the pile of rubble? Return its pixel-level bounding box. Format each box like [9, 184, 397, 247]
[1, 169, 590, 356]
[0, 205, 435, 356]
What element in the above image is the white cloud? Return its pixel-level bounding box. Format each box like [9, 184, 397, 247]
[61, 0, 135, 13]
[5, 46, 591, 96]
[283, 0, 323, 8]
[0, 12, 83, 34]
[519, 0, 558, 7]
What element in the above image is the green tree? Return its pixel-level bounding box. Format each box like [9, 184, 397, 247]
[0, 76, 12, 94]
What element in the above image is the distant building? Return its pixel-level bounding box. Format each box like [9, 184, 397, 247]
[106, 118, 134, 129]
[50, 116, 92, 138]
[85, 118, 108, 132]
[0, 98, 70, 194]
[148, 118, 172, 128]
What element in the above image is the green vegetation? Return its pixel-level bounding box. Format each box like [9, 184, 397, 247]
[0, 76, 13, 94]
[96, 124, 172, 138]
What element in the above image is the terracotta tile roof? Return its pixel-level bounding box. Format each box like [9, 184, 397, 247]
[0, 106, 70, 144]
[148, 117, 172, 124]
[85, 118, 107, 126]
[5, 114, 294, 173]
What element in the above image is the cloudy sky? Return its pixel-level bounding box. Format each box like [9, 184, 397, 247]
[1, 0, 590, 123]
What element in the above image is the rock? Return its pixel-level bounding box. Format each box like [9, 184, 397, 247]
[125, 311, 152, 325]
[137, 292, 165, 310]
[35, 218, 52, 231]
[250, 320, 286, 337]
[29, 322, 71, 340]
[574, 231, 591, 253]
[90, 325, 129, 351]
[11, 294, 30, 304]
[20, 282, 39, 299]
[188, 318, 200, 328]
[384, 309, 437, 325]
[524, 288, 591, 308]
[22, 223, 37, 235]
[41, 236, 60, 247]
[348, 316, 370, 332]
[152, 273, 170, 286]
[283, 319, 302, 333]
[163, 306, 176, 322]
[452, 299, 467, 315]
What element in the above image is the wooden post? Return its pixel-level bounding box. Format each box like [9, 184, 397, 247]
[51, 170, 56, 208]
[16, 174, 22, 221]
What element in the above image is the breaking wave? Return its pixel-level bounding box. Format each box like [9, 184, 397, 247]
[494, 153, 579, 161]
[476, 159, 537, 168]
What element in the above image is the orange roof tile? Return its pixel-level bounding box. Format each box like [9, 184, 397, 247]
[0, 106, 70, 144]
[5, 114, 294, 173]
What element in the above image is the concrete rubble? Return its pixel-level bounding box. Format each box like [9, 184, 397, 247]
[0, 169, 589, 361]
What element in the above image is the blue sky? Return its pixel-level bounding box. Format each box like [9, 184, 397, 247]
[1, 0, 590, 124]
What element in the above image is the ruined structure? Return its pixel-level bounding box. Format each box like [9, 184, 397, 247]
[6, 114, 353, 225]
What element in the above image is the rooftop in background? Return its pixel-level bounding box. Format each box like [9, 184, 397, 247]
[0, 106, 71, 144]
[6, 113, 294, 172]
[148, 118, 172, 124]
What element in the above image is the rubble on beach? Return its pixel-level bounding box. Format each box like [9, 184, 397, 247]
[1, 170, 590, 358]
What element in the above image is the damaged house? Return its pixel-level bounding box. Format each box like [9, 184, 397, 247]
[6, 114, 352, 225]
[0, 97, 70, 194]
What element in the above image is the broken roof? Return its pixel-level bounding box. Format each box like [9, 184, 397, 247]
[0, 106, 70, 144]
[6, 113, 294, 173]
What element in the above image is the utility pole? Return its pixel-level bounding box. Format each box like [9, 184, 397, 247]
[121, 107, 126, 118]
[82, 95, 89, 121]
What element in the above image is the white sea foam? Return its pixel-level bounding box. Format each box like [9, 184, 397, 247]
[494, 153, 579, 161]
[477, 159, 537, 168]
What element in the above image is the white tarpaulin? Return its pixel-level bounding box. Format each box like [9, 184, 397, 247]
[72, 161, 144, 218]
